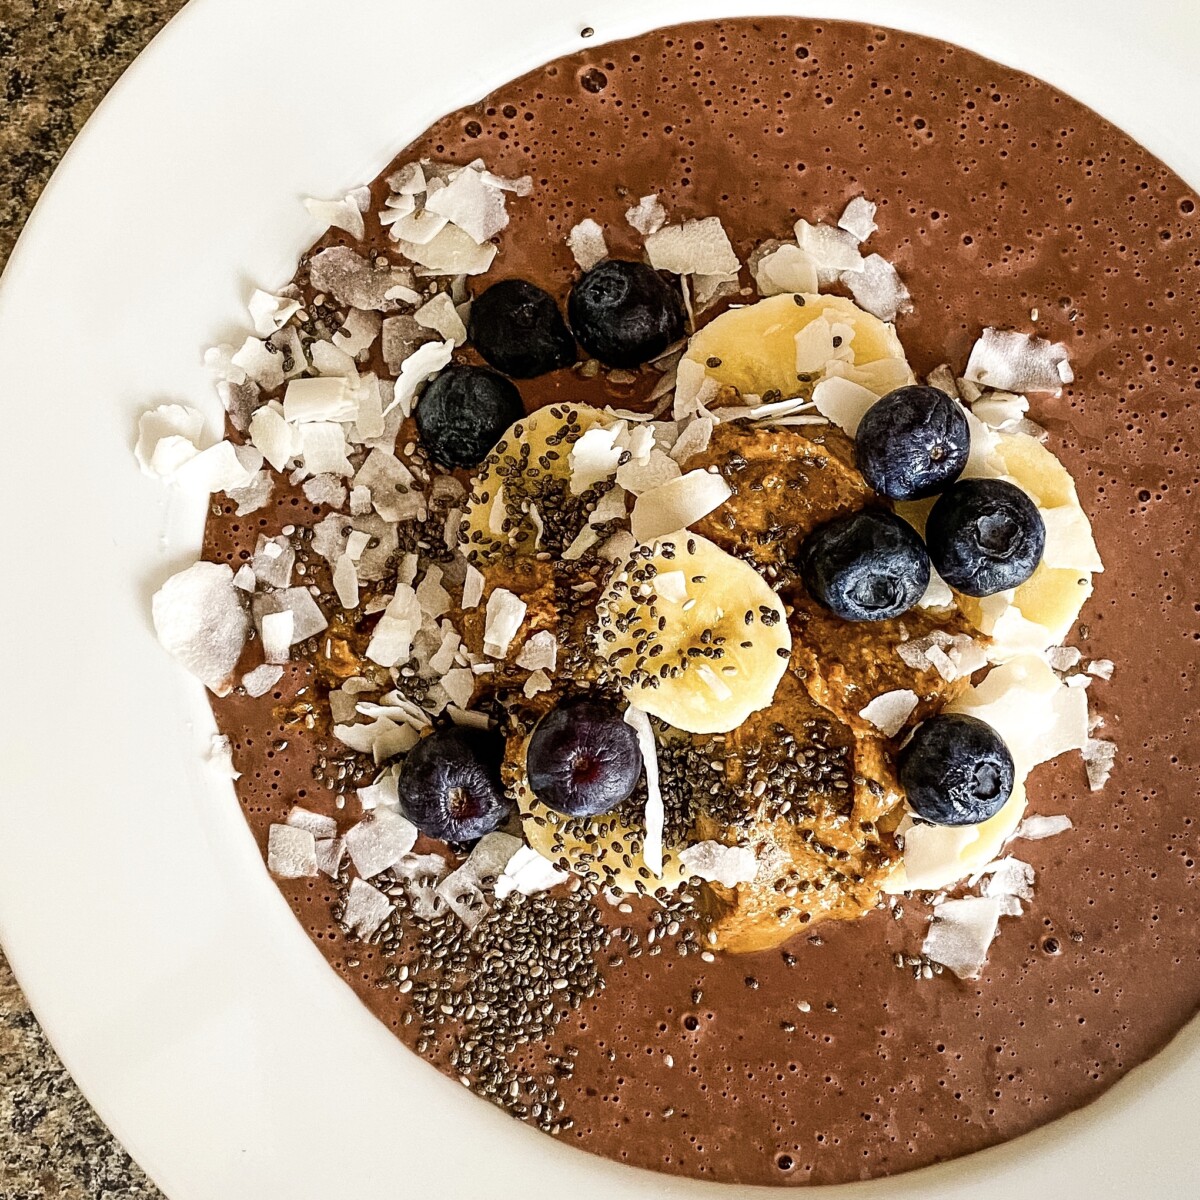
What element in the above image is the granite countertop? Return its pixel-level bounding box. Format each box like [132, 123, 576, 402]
[2, 8, 183, 1195]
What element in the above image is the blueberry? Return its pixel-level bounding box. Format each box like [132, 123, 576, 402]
[898, 714, 1015, 826]
[567, 259, 686, 368]
[926, 478, 1045, 597]
[397, 725, 512, 842]
[415, 364, 524, 469]
[797, 510, 931, 622]
[854, 385, 970, 500]
[526, 696, 644, 818]
[467, 279, 576, 378]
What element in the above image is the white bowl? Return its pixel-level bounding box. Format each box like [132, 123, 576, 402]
[1, 0, 1198, 1196]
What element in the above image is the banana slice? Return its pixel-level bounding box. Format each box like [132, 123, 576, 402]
[460, 403, 610, 565]
[592, 533, 791, 734]
[955, 431, 1100, 655]
[681, 293, 914, 403]
[507, 733, 689, 894]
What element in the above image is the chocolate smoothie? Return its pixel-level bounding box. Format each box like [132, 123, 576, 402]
[200, 19, 1200, 1186]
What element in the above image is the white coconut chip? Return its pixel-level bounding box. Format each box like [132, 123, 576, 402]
[630, 469, 732, 542]
[227, 471, 274, 516]
[315, 838, 345, 879]
[366, 584, 422, 667]
[964, 328, 1073, 395]
[307, 246, 395, 311]
[441, 668, 476, 710]
[329, 309, 381, 359]
[398, 225, 498, 276]
[494, 845, 569, 900]
[357, 768, 401, 814]
[690, 272, 740, 314]
[252, 535, 294, 589]
[568, 425, 623, 494]
[483, 588, 527, 658]
[622, 706, 663, 877]
[304, 189, 367, 241]
[645, 217, 740, 277]
[617, 447, 682, 496]
[415, 565, 452, 618]
[301, 474, 347, 508]
[175, 440, 262, 494]
[1047, 645, 1084, 673]
[971, 390, 1029, 431]
[254, 587, 328, 644]
[1083, 738, 1118, 791]
[248, 405, 300, 472]
[678, 841, 757, 888]
[672, 357, 721, 422]
[135, 404, 206, 478]
[1086, 659, 1115, 680]
[461, 563, 485, 610]
[625, 194, 668, 236]
[342, 878, 394, 939]
[478, 169, 533, 196]
[335, 718, 419, 763]
[286, 806, 338, 839]
[354, 449, 422, 523]
[208, 733, 240, 780]
[248, 289, 301, 336]
[1042, 505, 1104, 573]
[424, 165, 509, 244]
[562, 526, 601, 561]
[299, 422, 353, 477]
[668, 416, 714, 464]
[589, 486, 629, 525]
[384, 206, 448, 245]
[842, 253, 912, 323]
[230, 335, 285, 391]
[752, 243, 819, 297]
[793, 316, 845, 375]
[232, 563, 257, 593]
[437, 832, 523, 929]
[1015, 814, 1074, 841]
[567, 219, 609, 270]
[810, 375, 878, 437]
[261, 609, 294, 665]
[522, 670, 552, 698]
[978, 857, 1035, 902]
[515, 630, 558, 673]
[388, 338, 455, 418]
[837, 196, 878, 242]
[344, 809, 418, 879]
[413, 292, 467, 345]
[332, 555, 359, 609]
[896, 631, 987, 682]
[922, 896, 1007, 980]
[858, 689, 918, 737]
[242, 663, 283, 698]
[267, 825, 318, 879]
[794, 219, 865, 282]
[917, 568, 955, 610]
[152, 562, 249, 697]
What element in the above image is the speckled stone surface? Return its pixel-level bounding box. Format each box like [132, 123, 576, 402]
[2, 7, 181, 1193]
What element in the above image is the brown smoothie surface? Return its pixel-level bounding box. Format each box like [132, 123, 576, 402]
[201, 18, 1200, 1186]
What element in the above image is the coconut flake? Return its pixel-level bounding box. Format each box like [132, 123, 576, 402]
[343, 878, 394, 939]
[424, 166, 509, 244]
[357, 770, 401, 814]
[494, 845, 569, 900]
[978, 856, 1035, 902]
[152, 562, 249, 697]
[366, 584, 422, 667]
[254, 587, 327, 644]
[964, 328, 1073, 395]
[242, 663, 283, 698]
[811, 375, 877, 437]
[751, 243, 819, 297]
[922, 896, 1006, 979]
[678, 841, 757, 887]
[562, 526, 601, 561]
[1047, 645, 1084, 673]
[917, 568, 955, 610]
[1015, 813, 1073, 841]
[230, 335, 284, 392]
[413, 292, 467, 345]
[971, 390, 1029, 431]
[668, 416, 714, 464]
[515, 630, 558, 673]
[333, 555, 359, 609]
[248, 405, 300, 472]
[308, 246, 398, 311]
[630, 469, 731, 542]
[415, 565, 452, 618]
[314, 838, 345, 878]
[793, 316, 841, 375]
[175, 440, 261, 494]
[135, 404, 206, 478]
[645, 217, 740, 277]
[858, 689, 918, 737]
[484, 588, 527, 658]
[1083, 738, 1118, 791]
[568, 425, 623, 494]
[462, 563, 485, 610]
[1042, 505, 1104, 573]
[332, 309, 382, 358]
[794, 219, 865, 282]
[302, 474, 347, 509]
[261, 609, 294, 664]
[441, 668, 476, 710]
[625, 194, 668, 236]
[304, 190, 366, 241]
[896, 631, 986, 682]
[267, 825, 318, 878]
[622, 707, 663, 877]
[1087, 659, 1115, 680]
[617, 447, 682, 496]
[837, 196, 878, 242]
[438, 832, 523, 929]
[389, 339, 455, 418]
[227, 470, 274, 516]
[252, 535, 295, 589]
[567, 219, 609, 270]
[248, 289, 301, 336]
[335, 718, 418, 763]
[344, 809, 419, 879]
[842, 253, 912, 323]
[398, 224, 497, 276]
[299, 421, 352, 476]
[286, 806, 338, 839]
